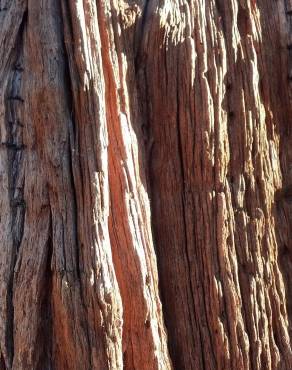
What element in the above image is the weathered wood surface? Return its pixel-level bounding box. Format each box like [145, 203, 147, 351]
[0, 0, 292, 369]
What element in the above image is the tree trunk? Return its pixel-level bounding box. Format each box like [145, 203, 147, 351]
[0, 0, 292, 369]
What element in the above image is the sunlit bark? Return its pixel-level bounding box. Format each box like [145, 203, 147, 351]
[0, 1, 292, 369]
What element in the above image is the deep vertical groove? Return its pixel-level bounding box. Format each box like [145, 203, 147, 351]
[2, 11, 26, 366]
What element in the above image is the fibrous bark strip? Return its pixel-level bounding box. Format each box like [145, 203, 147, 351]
[0, 1, 292, 369]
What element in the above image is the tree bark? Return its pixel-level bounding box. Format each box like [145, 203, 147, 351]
[0, 0, 292, 369]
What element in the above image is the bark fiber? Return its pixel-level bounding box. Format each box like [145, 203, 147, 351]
[0, 0, 292, 369]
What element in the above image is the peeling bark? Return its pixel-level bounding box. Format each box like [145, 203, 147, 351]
[0, 0, 292, 369]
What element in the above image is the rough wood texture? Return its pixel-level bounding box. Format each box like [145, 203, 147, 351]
[0, 0, 292, 369]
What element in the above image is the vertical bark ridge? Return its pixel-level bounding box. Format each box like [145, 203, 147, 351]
[0, 2, 27, 367]
[12, 1, 76, 367]
[137, 0, 292, 369]
[270, 0, 292, 335]
[59, 2, 122, 368]
[98, 1, 172, 369]
[59, 1, 124, 368]
[12, 0, 124, 368]
[0, 0, 27, 81]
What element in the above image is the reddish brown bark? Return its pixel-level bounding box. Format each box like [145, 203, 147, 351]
[0, 1, 292, 369]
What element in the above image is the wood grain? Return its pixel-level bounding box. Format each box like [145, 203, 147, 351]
[0, 0, 292, 369]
